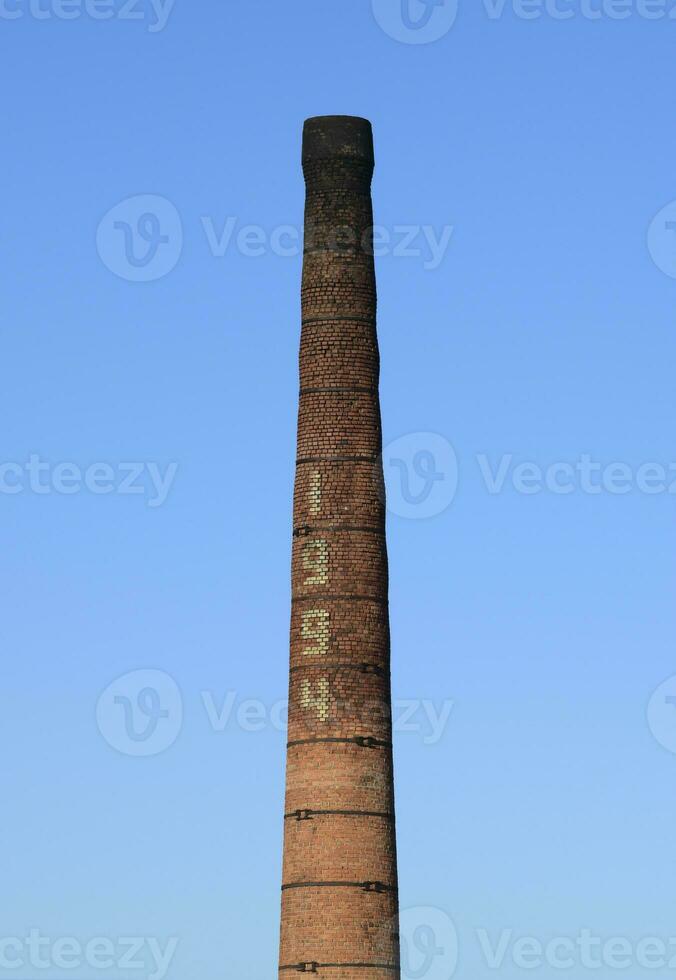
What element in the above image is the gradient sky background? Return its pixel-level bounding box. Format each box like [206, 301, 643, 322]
[3, 1, 676, 978]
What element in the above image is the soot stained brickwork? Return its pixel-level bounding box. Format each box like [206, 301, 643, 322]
[278, 116, 401, 980]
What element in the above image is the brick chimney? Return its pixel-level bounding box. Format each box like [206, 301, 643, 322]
[278, 116, 400, 980]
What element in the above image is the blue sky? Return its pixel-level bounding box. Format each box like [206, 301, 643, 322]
[2, 2, 676, 978]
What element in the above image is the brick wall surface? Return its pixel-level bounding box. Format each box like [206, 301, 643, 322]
[278, 116, 401, 980]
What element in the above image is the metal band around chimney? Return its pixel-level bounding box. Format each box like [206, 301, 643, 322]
[292, 594, 387, 604]
[303, 248, 373, 257]
[279, 963, 399, 973]
[282, 881, 395, 893]
[286, 736, 391, 750]
[299, 386, 375, 396]
[301, 315, 376, 326]
[296, 454, 379, 465]
[293, 524, 384, 538]
[289, 662, 385, 676]
[284, 809, 394, 821]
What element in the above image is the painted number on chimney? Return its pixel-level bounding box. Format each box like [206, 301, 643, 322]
[301, 609, 329, 657]
[299, 493, 329, 717]
[302, 539, 329, 586]
[309, 471, 321, 516]
[300, 677, 330, 722]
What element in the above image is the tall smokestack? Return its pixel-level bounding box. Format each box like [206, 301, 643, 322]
[278, 116, 400, 979]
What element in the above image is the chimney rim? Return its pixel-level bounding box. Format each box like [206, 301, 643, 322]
[302, 115, 374, 167]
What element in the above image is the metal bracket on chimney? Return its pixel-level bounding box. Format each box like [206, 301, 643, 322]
[293, 525, 312, 538]
[297, 963, 319, 973]
[293, 809, 313, 822]
[353, 736, 382, 749]
[362, 881, 387, 893]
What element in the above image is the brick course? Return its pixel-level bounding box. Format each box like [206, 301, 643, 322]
[278, 116, 400, 980]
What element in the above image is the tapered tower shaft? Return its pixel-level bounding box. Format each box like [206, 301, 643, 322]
[279, 116, 400, 980]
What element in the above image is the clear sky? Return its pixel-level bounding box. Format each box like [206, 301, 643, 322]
[3, 2, 676, 979]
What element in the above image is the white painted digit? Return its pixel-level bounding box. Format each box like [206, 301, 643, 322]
[300, 677, 330, 722]
[301, 609, 329, 656]
[309, 471, 322, 516]
[302, 539, 329, 586]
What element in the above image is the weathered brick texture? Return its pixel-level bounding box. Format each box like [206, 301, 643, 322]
[279, 116, 400, 980]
